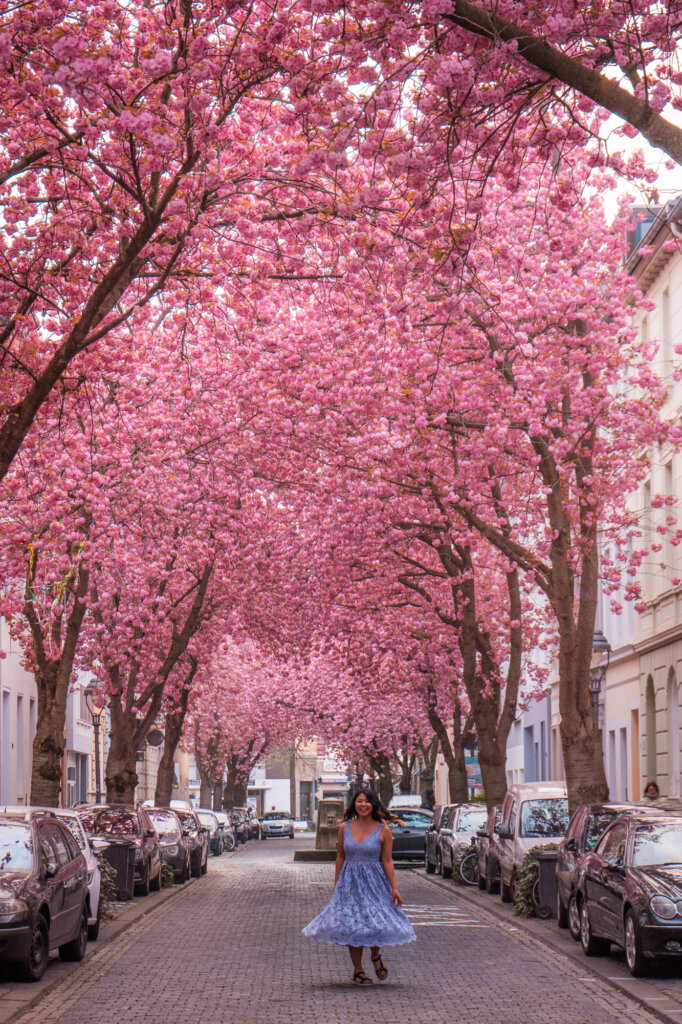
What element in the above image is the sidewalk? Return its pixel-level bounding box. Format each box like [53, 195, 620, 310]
[422, 870, 682, 1024]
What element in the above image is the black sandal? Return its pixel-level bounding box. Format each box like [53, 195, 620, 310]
[352, 971, 373, 986]
[371, 955, 388, 980]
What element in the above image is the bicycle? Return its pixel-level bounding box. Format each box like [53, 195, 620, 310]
[458, 847, 479, 886]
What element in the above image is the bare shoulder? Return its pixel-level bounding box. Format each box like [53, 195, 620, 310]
[380, 822, 393, 841]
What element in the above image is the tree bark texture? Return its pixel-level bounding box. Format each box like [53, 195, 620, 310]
[154, 662, 194, 807]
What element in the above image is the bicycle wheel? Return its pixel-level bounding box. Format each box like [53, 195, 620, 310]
[459, 851, 479, 886]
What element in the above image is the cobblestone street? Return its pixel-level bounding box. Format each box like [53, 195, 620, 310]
[14, 840, 670, 1024]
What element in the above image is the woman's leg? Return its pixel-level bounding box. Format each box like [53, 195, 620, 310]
[370, 945, 388, 980]
[348, 945, 372, 983]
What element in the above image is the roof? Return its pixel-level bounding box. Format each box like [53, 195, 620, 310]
[624, 195, 682, 292]
[505, 782, 567, 798]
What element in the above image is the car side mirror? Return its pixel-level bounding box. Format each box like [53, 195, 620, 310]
[44, 862, 57, 879]
[497, 824, 513, 840]
[476, 829, 487, 838]
[182, 827, 191, 836]
[565, 838, 577, 852]
[146, 829, 156, 839]
[200, 826, 209, 835]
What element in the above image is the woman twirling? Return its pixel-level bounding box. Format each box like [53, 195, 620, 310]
[303, 789, 416, 985]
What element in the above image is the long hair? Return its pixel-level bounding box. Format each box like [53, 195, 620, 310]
[343, 787, 402, 824]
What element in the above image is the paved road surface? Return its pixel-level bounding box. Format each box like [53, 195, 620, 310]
[17, 839, 663, 1024]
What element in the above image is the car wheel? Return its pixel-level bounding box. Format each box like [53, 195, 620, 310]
[486, 866, 500, 895]
[150, 863, 161, 891]
[201, 851, 208, 875]
[624, 909, 650, 976]
[567, 894, 581, 941]
[425, 851, 436, 875]
[88, 902, 101, 942]
[580, 900, 610, 957]
[442, 855, 453, 879]
[477, 862, 486, 890]
[500, 875, 513, 903]
[17, 915, 49, 982]
[261, 833, 267, 840]
[436, 850, 443, 876]
[59, 907, 88, 962]
[178, 856, 190, 883]
[289, 832, 295, 839]
[556, 889, 568, 929]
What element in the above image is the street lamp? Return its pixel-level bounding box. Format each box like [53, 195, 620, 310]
[84, 684, 104, 803]
[589, 630, 611, 730]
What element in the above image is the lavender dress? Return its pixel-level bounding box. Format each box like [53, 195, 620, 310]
[303, 821, 416, 947]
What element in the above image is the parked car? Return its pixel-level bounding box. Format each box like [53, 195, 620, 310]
[196, 809, 223, 855]
[230, 809, 249, 844]
[576, 811, 682, 975]
[0, 811, 89, 981]
[77, 804, 161, 896]
[475, 805, 503, 893]
[438, 804, 488, 879]
[146, 808, 191, 882]
[173, 808, 209, 876]
[424, 804, 455, 874]
[389, 806, 433, 861]
[496, 782, 569, 903]
[556, 803, 656, 939]
[214, 811, 236, 851]
[1, 805, 102, 941]
[259, 811, 295, 839]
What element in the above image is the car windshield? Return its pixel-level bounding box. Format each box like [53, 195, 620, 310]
[633, 824, 682, 867]
[197, 813, 217, 828]
[395, 810, 431, 828]
[79, 809, 140, 836]
[457, 808, 488, 833]
[176, 812, 198, 833]
[148, 811, 180, 836]
[520, 798, 569, 838]
[265, 813, 289, 820]
[0, 823, 33, 873]
[56, 815, 86, 850]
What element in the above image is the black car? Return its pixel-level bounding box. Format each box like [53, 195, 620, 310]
[146, 808, 191, 882]
[556, 803, 652, 939]
[475, 805, 503, 893]
[576, 812, 682, 975]
[0, 812, 89, 981]
[77, 805, 161, 896]
[174, 809, 209, 876]
[234, 806, 259, 840]
[389, 807, 433, 861]
[424, 804, 455, 874]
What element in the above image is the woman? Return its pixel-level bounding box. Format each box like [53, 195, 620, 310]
[643, 780, 660, 800]
[303, 788, 416, 985]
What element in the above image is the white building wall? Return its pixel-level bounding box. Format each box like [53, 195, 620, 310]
[0, 618, 37, 805]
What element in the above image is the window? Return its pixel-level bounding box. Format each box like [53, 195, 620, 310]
[60, 826, 81, 862]
[519, 798, 569, 838]
[596, 821, 628, 865]
[47, 823, 71, 868]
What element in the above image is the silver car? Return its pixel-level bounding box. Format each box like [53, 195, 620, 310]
[437, 804, 488, 878]
[259, 811, 294, 839]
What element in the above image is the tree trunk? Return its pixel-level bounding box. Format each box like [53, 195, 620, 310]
[419, 737, 439, 809]
[234, 780, 247, 806]
[30, 691, 65, 806]
[154, 662, 194, 807]
[199, 777, 213, 809]
[289, 748, 297, 817]
[222, 763, 239, 810]
[367, 750, 394, 807]
[426, 693, 472, 805]
[105, 698, 139, 804]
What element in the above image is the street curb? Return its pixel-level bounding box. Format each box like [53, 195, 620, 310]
[0, 849, 243, 1024]
[420, 869, 682, 1024]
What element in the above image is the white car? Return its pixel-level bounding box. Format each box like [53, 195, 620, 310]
[495, 783, 569, 904]
[0, 806, 102, 940]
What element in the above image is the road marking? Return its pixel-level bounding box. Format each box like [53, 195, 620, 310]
[403, 904, 490, 928]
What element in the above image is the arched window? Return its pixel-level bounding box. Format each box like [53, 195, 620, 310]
[668, 669, 680, 798]
[646, 675, 657, 785]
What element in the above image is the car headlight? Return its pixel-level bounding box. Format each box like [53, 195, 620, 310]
[164, 844, 179, 855]
[650, 895, 679, 920]
[0, 899, 28, 923]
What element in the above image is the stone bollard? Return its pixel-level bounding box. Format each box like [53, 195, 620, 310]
[315, 798, 345, 851]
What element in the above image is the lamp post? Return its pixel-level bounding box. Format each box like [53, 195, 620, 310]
[589, 630, 611, 730]
[84, 684, 104, 803]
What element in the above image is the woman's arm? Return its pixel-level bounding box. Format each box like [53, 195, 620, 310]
[334, 823, 346, 887]
[380, 825, 402, 906]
